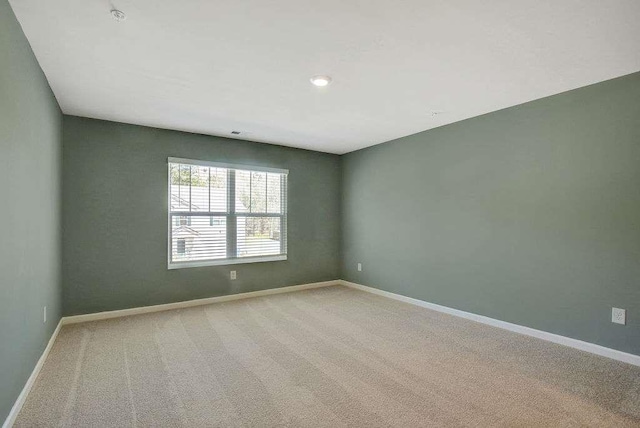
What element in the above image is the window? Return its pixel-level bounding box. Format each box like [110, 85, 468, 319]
[176, 238, 186, 254]
[175, 216, 191, 227]
[168, 157, 288, 269]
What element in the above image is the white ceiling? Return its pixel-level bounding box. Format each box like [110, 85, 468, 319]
[9, 0, 640, 154]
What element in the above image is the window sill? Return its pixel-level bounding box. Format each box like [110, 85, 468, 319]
[168, 254, 287, 270]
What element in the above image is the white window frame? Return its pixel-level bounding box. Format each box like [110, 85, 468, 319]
[167, 157, 288, 269]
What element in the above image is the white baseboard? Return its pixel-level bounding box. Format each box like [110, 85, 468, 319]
[62, 280, 339, 325]
[10, 278, 634, 428]
[3, 320, 62, 428]
[340, 280, 640, 367]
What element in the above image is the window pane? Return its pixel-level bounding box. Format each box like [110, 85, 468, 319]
[171, 215, 227, 262]
[210, 168, 228, 212]
[266, 173, 281, 213]
[190, 166, 209, 212]
[235, 170, 251, 213]
[170, 164, 191, 211]
[250, 171, 267, 213]
[237, 216, 281, 258]
[170, 163, 228, 213]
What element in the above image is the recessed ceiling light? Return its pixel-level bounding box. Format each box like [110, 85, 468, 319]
[110, 9, 126, 22]
[310, 75, 332, 87]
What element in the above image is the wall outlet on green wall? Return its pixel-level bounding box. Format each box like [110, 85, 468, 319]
[612, 308, 626, 325]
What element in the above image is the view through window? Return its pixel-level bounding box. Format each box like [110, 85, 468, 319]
[168, 158, 287, 268]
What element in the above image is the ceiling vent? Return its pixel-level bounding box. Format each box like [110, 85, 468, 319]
[231, 131, 241, 135]
[110, 9, 126, 22]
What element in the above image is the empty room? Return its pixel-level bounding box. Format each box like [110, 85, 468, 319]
[2, 0, 640, 426]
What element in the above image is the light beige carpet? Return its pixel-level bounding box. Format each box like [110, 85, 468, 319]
[15, 286, 640, 427]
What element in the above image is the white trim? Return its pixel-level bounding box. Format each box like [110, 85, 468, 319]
[168, 254, 287, 270]
[3, 321, 63, 428]
[340, 280, 640, 367]
[62, 280, 338, 325]
[168, 157, 289, 174]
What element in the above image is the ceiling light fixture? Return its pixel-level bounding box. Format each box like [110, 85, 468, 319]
[110, 9, 126, 22]
[310, 75, 332, 87]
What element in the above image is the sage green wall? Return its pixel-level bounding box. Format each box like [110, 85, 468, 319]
[342, 72, 640, 356]
[62, 116, 341, 315]
[0, 0, 63, 422]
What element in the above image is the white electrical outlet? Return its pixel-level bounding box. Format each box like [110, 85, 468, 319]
[43, 306, 47, 323]
[357, 263, 362, 272]
[612, 308, 626, 325]
[230, 270, 237, 280]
